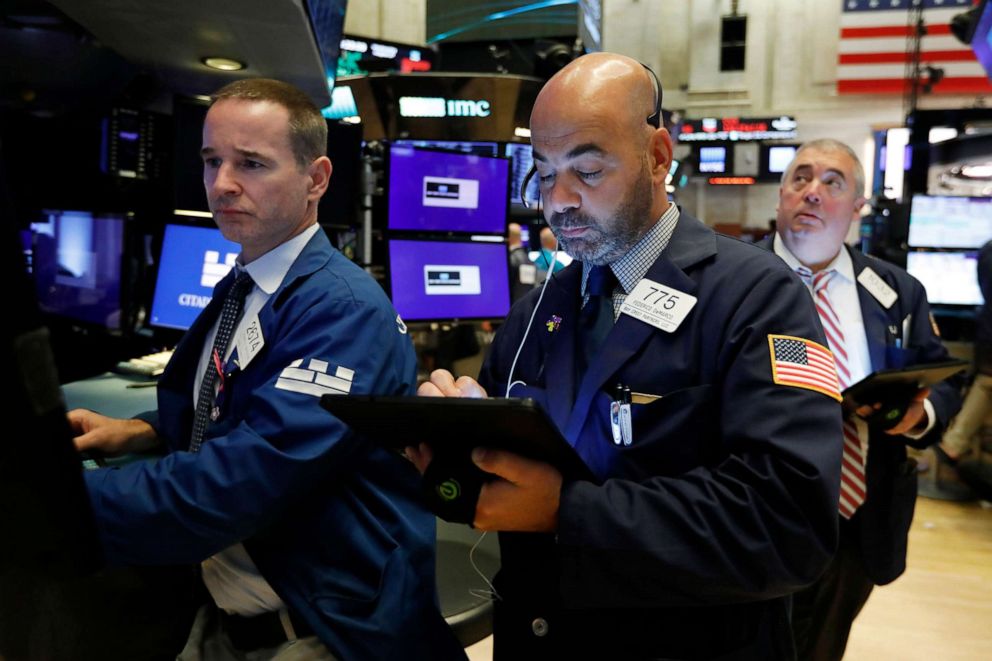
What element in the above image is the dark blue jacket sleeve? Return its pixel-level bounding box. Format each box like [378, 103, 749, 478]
[84, 294, 413, 566]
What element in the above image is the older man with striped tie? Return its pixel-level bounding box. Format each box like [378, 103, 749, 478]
[765, 138, 963, 661]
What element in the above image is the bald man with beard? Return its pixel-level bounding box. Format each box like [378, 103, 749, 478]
[411, 53, 842, 659]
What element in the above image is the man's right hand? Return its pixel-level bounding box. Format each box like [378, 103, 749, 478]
[67, 409, 160, 456]
[417, 369, 488, 399]
[405, 370, 488, 474]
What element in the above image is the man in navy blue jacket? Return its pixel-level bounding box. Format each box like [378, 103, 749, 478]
[68, 79, 464, 660]
[412, 53, 843, 660]
[765, 139, 963, 661]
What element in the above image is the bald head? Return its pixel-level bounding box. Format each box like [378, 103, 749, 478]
[532, 53, 658, 141]
[527, 53, 673, 265]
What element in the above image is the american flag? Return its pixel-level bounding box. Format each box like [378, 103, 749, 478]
[769, 335, 843, 402]
[838, 0, 992, 95]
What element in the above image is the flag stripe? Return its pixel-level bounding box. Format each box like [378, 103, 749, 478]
[838, 76, 992, 93]
[839, 61, 991, 79]
[840, 23, 952, 39]
[840, 49, 980, 64]
[838, 34, 963, 54]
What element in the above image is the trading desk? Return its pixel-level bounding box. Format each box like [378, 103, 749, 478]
[62, 372, 158, 419]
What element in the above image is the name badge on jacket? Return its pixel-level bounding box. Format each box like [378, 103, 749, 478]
[857, 267, 898, 309]
[620, 277, 697, 333]
[234, 313, 265, 369]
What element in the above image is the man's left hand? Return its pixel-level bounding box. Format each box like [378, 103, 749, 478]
[471, 447, 562, 532]
[856, 387, 931, 436]
[883, 386, 930, 436]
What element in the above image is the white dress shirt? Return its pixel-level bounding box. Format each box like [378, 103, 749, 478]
[196, 222, 320, 616]
[774, 234, 935, 438]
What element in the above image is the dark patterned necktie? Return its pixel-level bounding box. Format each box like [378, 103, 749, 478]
[576, 265, 618, 385]
[189, 270, 254, 453]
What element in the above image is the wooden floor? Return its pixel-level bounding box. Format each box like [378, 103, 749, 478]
[467, 494, 992, 661]
[845, 495, 992, 661]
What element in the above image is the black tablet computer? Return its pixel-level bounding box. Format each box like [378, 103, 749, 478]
[842, 359, 968, 405]
[842, 359, 968, 429]
[320, 395, 595, 483]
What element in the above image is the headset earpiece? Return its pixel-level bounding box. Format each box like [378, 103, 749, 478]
[641, 63, 662, 129]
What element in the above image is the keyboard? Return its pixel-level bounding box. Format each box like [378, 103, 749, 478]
[115, 350, 174, 377]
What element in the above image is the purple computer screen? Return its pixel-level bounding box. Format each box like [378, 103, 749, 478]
[388, 239, 511, 320]
[27, 210, 124, 329]
[973, 0, 992, 82]
[387, 145, 509, 234]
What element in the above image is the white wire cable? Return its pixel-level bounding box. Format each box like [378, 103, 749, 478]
[467, 531, 502, 602]
[504, 243, 560, 398]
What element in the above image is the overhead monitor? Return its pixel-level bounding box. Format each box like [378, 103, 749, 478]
[767, 144, 798, 175]
[387, 145, 510, 234]
[908, 195, 992, 249]
[906, 251, 984, 306]
[150, 223, 241, 331]
[698, 145, 729, 174]
[388, 238, 511, 321]
[393, 139, 499, 157]
[25, 209, 125, 329]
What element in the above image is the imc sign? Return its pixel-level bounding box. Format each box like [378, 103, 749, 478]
[399, 96, 492, 118]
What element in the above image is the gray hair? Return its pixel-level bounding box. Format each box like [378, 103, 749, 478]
[782, 138, 865, 199]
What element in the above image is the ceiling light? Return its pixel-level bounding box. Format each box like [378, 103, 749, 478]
[201, 57, 246, 71]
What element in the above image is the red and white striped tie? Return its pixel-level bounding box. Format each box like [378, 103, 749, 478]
[803, 268, 867, 519]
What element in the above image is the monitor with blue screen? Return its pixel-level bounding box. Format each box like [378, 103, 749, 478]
[698, 146, 728, 174]
[387, 145, 510, 234]
[907, 195, 992, 249]
[26, 209, 125, 329]
[506, 142, 541, 208]
[150, 223, 241, 330]
[906, 250, 984, 306]
[388, 238, 511, 321]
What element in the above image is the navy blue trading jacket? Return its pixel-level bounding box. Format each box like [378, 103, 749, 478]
[84, 230, 465, 660]
[479, 212, 843, 660]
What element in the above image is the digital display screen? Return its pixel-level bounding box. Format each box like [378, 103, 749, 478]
[150, 224, 241, 330]
[767, 145, 797, 173]
[393, 139, 499, 157]
[388, 238, 510, 321]
[908, 195, 992, 248]
[387, 145, 510, 234]
[907, 251, 984, 306]
[699, 146, 727, 173]
[506, 142, 540, 208]
[26, 210, 125, 329]
[972, 0, 992, 82]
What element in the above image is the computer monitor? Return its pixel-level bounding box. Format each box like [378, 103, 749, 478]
[25, 209, 125, 330]
[388, 238, 511, 321]
[906, 251, 984, 306]
[392, 139, 499, 157]
[971, 0, 992, 82]
[387, 145, 510, 234]
[760, 144, 799, 181]
[149, 223, 241, 331]
[698, 145, 729, 174]
[506, 142, 541, 209]
[907, 195, 992, 249]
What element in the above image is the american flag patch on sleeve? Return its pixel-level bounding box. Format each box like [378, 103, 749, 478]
[768, 334, 842, 402]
